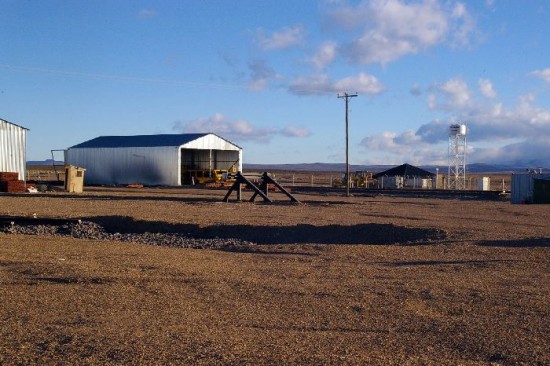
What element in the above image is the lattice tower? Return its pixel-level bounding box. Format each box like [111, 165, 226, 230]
[448, 124, 467, 190]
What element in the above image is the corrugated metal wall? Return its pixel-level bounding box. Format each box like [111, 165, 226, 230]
[512, 174, 550, 204]
[183, 134, 241, 151]
[67, 146, 180, 185]
[66, 134, 243, 186]
[511, 174, 534, 204]
[180, 149, 240, 170]
[0, 119, 27, 180]
[182, 134, 242, 172]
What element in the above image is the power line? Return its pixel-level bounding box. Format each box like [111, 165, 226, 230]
[0, 64, 245, 91]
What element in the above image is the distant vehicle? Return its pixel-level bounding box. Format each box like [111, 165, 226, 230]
[333, 170, 373, 188]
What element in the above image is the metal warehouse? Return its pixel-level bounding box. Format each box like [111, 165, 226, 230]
[66, 133, 242, 186]
[0, 118, 28, 181]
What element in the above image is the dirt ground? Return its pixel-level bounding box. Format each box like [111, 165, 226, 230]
[0, 187, 549, 365]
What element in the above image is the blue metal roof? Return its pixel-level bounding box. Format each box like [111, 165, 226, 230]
[70, 133, 211, 148]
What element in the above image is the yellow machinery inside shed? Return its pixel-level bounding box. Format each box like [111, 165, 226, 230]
[180, 148, 239, 185]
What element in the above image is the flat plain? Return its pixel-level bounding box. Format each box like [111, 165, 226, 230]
[1, 186, 549, 365]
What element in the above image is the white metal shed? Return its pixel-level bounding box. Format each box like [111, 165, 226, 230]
[66, 133, 242, 186]
[0, 118, 28, 181]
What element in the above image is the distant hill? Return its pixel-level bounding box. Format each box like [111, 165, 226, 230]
[27, 159, 64, 166]
[244, 162, 373, 172]
[27, 160, 546, 174]
[244, 162, 548, 174]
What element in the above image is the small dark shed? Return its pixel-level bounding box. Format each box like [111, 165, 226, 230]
[373, 163, 435, 189]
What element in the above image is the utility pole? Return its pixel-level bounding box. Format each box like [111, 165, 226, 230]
[337, 92, 358, 197]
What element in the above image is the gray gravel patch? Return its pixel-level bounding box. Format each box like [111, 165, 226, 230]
[2, 221, 254, 250]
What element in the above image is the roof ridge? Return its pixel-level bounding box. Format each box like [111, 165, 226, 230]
[69, 133, 240, 149]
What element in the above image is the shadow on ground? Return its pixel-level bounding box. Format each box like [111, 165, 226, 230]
[5, 192, 222, 203]
[293, 187, 508, 201]
[375, 259, 518, 267]
[5, 192, 356, 205]
[89, 216, 446, 245]
[477, 238, 549, 248]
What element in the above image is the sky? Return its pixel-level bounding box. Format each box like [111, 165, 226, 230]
[1, 0, 549, 167]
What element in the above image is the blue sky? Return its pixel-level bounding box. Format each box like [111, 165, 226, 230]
[1, 0, 549, 166]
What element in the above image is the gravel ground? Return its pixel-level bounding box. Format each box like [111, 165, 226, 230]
[0, 187, 549, 365]
[2, 221, 252, 249]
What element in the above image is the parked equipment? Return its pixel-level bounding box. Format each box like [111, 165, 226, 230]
[333, 171, 373, 188]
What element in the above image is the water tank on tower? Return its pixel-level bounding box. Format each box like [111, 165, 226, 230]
[448, 124, 467, 190]
[449, 124, 467, 136]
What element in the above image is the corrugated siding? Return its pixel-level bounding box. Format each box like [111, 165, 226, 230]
[0, 119, 27, 180]
[67, 146, 180, 185]
[180, 149, 241, 171]
[511, 174, 534, 204]
[214, 150, 241, 170]
[175, 134, 243, 172]
[182, 134, 241, 151]
[512, 174, 550, 204]
[66, 133, 244, 186]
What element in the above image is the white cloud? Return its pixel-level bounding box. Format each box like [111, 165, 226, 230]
[452, 2, 467, 17]
[441, 78, 471, 106]
[310, 41, 338, 69]
[324, 1, 371, 30]
[137, 9, 158, 19]
[410, 84, 422, 96]
[472, 138, 550, 166]
[428, 77, 472, 110]
[360, 75, 550, 166]
[334, 73, 384, 94]
[289, 72, 384, 95]
[360, 129, 448, 165]
[331, 0, 475, 65]
[450, 2, 476, 47]
[288, 74, 333, 95]
[247, 59, 279, 91]
[256, 25, 306, 51]
[280, 126, 312, 138]
[478, 78, 496, 98]
[427, 93, 437, 109]
[418, 93, 550, 144]
[173, 113, 311, 143]
[173, 113, 276, 142]
[531, 68, 550, 83]
[361, 130, 417, 155]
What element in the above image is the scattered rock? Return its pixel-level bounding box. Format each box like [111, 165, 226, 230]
[3, 221, 254, 250]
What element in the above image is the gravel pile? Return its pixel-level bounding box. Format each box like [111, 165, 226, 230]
[3, 221, 254, 249]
